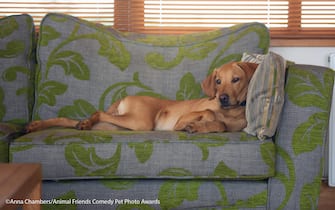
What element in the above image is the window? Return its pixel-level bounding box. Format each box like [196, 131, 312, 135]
[1, 0, 334, 46]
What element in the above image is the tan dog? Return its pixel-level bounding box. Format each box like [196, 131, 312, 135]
[26, 62, 258, 133]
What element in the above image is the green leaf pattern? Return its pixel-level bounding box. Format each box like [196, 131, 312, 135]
[2, 66, 30, 82]
[98, 72, 165, 109]
[39, 25, 61, 46]
[215, 181, 267, 209]
[0, 16, 18, 38]
[47, 50, 90, 80]
[275, 146, 296, 210]
[213, 161, 238, 178]
[97, 33, 131, 71]
[146, 42, 218, 70]
[292, 112, 326, 155]
[158, 180, 200, 209]
[300, 170, 323, 210]
[65, 143, 121, 177]
[0, 40, 25, 58]
[260, 142, 275, 175]
[287, 67, 334, 155]
[58, 99, 96, 119]
[38, 80, 67, 106]
[128, 140, 154, 163]
[176, 72, 202, 100]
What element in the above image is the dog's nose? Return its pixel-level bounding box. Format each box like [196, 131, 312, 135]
[219, 94, 230, 107]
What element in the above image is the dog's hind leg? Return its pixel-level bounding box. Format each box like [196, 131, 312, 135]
[26, 118, 79, 133]
[77, 111, 155, 131]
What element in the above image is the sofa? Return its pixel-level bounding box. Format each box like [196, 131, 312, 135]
[0, 13, 334, 210]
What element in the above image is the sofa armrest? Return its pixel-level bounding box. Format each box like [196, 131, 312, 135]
[268, 64, 334, 209]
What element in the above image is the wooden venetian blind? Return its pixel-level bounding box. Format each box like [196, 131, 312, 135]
[302, 0, 335, 28]
[1, 0, 334, 45]
[114, 0, 335, 45]
[114, 0, 289, 33]
[0, 0, 114, 26]
[271, 0, 335, 40]
[141, 0, 289, 33]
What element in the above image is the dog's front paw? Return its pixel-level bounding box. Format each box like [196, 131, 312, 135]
[175, 122, 200, 133]
[26, 121, 43, 133]
[76, 119, 93, 130]
[184, 123, 199, 133]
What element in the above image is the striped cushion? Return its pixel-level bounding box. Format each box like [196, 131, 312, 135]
[242, 52, 286, 140]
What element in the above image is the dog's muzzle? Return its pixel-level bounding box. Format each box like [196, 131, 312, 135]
[219, 94, 230, 107]
[219, 94, 246, 108]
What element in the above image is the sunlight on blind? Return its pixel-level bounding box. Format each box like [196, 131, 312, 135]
[144, 0, 289, 28]
[0, 0, 114, 26]
[302, 1, 335, 28]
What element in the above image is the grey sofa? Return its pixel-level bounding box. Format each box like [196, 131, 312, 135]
[0, 13, 334, 210]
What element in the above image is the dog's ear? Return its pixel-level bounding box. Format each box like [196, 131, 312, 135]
[201, 69, 217, 99]
[235, 62, 258, 80]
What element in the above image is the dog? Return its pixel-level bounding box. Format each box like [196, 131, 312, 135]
[26, 62, 258, 133]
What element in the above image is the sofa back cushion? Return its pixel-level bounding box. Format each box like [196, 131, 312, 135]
[33, 13, 269, 120]
[0, 14, 36, 124]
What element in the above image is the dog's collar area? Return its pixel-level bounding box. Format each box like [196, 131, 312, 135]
[220, 100, 247, 109]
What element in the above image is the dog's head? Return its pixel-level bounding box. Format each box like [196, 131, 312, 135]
[202, 62, 258, 109]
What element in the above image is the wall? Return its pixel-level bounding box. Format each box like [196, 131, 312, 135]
[270, 47, 335, 68]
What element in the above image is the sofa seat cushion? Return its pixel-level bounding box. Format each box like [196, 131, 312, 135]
[10, 130, 275, 180]
[42, 179, 268, 209]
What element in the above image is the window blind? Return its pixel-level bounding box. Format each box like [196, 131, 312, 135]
[114, 0, 335, 43]
[143, 0, 289, 33]
[0, 0, 114, 26]
[0, 0, 334, 45]
[302, 0, 335, 28]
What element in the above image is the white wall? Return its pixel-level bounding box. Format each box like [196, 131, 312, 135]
[270, 47, 335, 68]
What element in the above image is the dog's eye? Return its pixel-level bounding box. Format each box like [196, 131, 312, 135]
[216, 79, 221, 85]
[232, 77, 240, 83]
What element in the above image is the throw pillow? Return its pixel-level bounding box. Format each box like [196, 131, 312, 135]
[242, 52, 286, 140]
